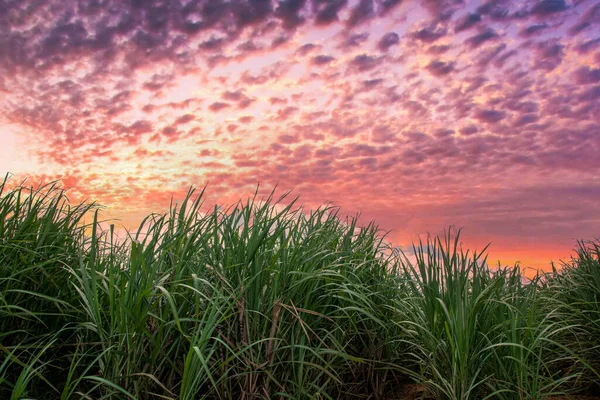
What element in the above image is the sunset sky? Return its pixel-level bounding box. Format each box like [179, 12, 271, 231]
[1, 0, 599, 270]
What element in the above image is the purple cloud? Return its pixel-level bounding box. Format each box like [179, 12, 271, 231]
[455, 13, 482, 32]
[533, 39, 564, 71]
[475, 109, 506, 123]
[476, 1, 509, 21]
[349, 54, 380, 72]
[569, 3, 600, 35]
[347, 0, 374, 27]
[314, 0, 348, 25]
[379, 0, 403, 15]
[311, 54, 336, 65]
[378, 32, 399, 51]
[513, 113, 540, 127]
[573, 66, 600, 85]
[427, 60, 455, 77]
[519, 23, 548, 37]
[363, 78, 384, 89]
[531, 0, 568, 16]
[296, 43, 318, 55]
[465, 28, 499, 48]
[460, 125, 479, 136]
[410, 25, 447, 43]
[339, 32, 370, 48]
[275, 0, 307, 29]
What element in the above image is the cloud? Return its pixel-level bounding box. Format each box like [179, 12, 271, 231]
[476, 1, 530, 21]
[465, 28, 498, 49]
[378, 32, 399, 51]
[339, 32, 370, 48]
[573, 66, 600, 85]
[379, 0, 403, 15]
[475, 43, 507, 67]
[569, 3, 600, 35]
[143, 73, 174, 91]
[576, 38, 600, 54]
[222, 90, 245, 102]
[579, 85, 600, 102]
[314, 0, 348, 25]
[371, 124, 397, 143]
[410, 24, 447, 43]
[400, 149, 425, 165]
[530, 0, 568, 16]
[2, 0, 600, 271]
[428, 44, 451, 54]
[454, 12, 481, 32]
[513, 113, 539, 127]
[222, 90, 255, 108]
[493, 48, 517, 67]
[421, 0, 461, 21]
[208, 101, 231, 112]
[121, 120, 154, 145]
[296, 43, 318, 55]
[476, 1, 509, 20]
[275, 0, 307, 29]
[533, 39, 564, 71]
[311, 54, 336, 65]
[519, 23, 548, 37]
[506, 100, 539, 114]
[475, 109, 506, 123]
[237, 40, 263, 53]
[275, 106, 299, 121]
[347, 0, 374, 27]
[161, 125, 178, 136]
[459, 124, 479, 136]
[238, 115, 254, 124]
[404, 102, 428, 118]
[433, 128, 454, 138]
[269, 97, 288, 105]
[390, 182, 600, 250]
[426, 60, 455, 76]
[175, 114, 195, 125]
[232, 0, 273, 29]
[348, 53, 380, 72]
[362, 78, 383, 90]
[198, 36, 227, 51]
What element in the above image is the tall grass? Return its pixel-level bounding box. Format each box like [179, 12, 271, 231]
[542, 239, 600, 394]
[0, 178, 402, 399]
[394, 231, 584, 399]
[0, 176, 598, 399]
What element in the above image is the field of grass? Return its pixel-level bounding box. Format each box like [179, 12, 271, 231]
[1, 176, 599, 399]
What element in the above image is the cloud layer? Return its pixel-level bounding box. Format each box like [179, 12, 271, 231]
[1, 0, 599, 268]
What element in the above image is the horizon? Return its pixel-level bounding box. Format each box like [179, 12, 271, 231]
[1, 0, 599, 270]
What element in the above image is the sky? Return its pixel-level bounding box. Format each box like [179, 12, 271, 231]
[1, 0, 599, 270]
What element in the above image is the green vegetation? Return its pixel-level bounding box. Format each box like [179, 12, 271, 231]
[1, 176, 599, 399]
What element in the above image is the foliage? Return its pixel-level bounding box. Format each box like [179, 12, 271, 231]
[0, 176, 598, 399]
